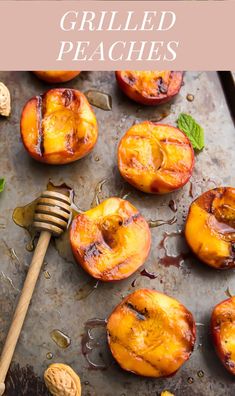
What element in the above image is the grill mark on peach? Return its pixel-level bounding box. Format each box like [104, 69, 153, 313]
[163, 164, 189, 172]
[125, 158, 148, 171]
[36, 95, 44, 155]
[62, 89, 74, 107]
[124, 135, 189, 149]
[72, 136, 87, 154]
[126, 74, 136, 86]
[65, 133, 75, 155]
[218, 256, 234, 269]
[122, 213, 141, 226]
[224, 350, 234, 369]
[225, 358, 235, 369]
[159, 139, 189, 147]
[108, 331, 167, 376]
[125, 302, 148, 321]
[83, 242, 103, 260]
[101, 257, 132, 278]
[63, 89, 77, 154]
[157, 77, 168, 94]
[62, 90, 84, 155]
[126, 135, 185, 142]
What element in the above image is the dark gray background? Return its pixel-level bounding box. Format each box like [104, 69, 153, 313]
[0, 71, 234, 395]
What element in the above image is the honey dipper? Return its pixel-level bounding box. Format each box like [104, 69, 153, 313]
[0, 190, 71, 395]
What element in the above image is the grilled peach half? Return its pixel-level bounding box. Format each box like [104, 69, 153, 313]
[107, 289, 196, 377]
[115, 71, 183, 105]
[211, 297, 235, 375]
[20, 88, 98, 165]
[185, 187, 235, 269]
[33, 71, 81, 83]
[118, 122, 194, 194]
[70, 198, 151, 281]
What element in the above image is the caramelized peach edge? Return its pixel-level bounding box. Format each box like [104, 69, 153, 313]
[185, 187, 234, 269]
[211, 298, 235, 374]
[115, 71, 183, 103]
[32, 71, 81, 83]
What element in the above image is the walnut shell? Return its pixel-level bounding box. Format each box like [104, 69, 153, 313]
[0, 82, 11, 116]
[44, 363, 81, 396]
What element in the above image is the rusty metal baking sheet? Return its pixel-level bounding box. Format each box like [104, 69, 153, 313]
[0, 71, 234, 396]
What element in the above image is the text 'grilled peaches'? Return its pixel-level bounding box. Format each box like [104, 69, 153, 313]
[211, 297, 235, 375]
[107, 289, 196, 377]
[115, 71, 183, 105]
[185, 187, 235, 269]
[33, 71, 81, 83]
[118, 122, 194, 194]
[70, 198, 151, 281]
[20, 88, 98, 165]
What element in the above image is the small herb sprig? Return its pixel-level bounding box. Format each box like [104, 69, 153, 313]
[0, 178, 5, 193]
[177, 113, 205, 151]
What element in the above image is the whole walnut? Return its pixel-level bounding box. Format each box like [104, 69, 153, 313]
[0, 82, 11, 116]
[44, 363, 81, 396]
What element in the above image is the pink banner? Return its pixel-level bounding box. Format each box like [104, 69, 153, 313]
[0, 1, 233, 70]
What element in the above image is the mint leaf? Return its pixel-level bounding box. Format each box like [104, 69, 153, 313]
[0, 179, 5, 193]
[177, 113, 204, 151]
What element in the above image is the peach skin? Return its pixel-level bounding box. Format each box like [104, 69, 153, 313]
[33, 71, 81, 83]
[118, 122, 194, 194]
[107, 289, 196, 377]
[211, 296, 235, 375]
[185, 187, 235, 269]
[115, 71, 183, 105]
[70, 198, 151, 281]
[20, 88, 98, 165]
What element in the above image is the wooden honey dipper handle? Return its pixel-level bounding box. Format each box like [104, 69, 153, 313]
[0, 231, 51, 394]
[0, 191, 71, 395]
